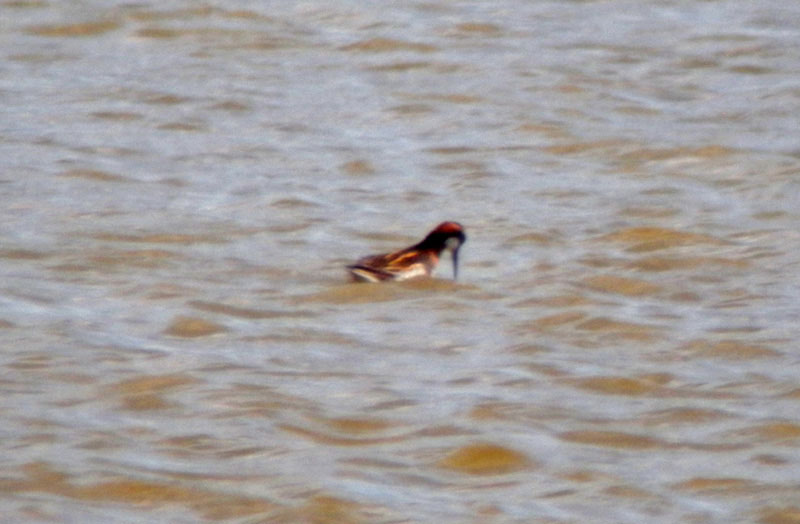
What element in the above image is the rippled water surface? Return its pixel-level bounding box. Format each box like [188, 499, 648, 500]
[3, 1, 800, 522]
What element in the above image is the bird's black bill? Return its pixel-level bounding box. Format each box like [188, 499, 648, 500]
[452, 247, 460, 280]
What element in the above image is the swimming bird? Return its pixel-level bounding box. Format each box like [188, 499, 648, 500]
[347, 221, 466, 282]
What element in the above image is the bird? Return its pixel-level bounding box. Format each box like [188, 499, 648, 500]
[347, 221, 466, 282]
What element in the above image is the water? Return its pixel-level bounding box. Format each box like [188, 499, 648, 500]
[2, 1, 800, 522]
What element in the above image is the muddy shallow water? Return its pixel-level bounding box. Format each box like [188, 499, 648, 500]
[2, 1, 800, 522]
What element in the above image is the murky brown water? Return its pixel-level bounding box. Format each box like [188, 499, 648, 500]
[2, 1, 800, 522]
